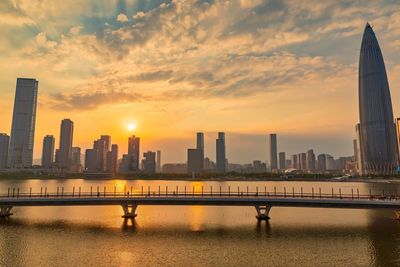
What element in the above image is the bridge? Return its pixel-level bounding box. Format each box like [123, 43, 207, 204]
[1, 186, 400, 221]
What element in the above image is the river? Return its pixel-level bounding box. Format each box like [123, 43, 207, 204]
[0, 179, 399, 266]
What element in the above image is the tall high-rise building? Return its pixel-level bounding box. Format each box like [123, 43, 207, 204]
[85, 149, 98, 171]
[196, 132, 204, 170]
[396, 118, 400, 163]
[358, 23, 397, 174]
[269, 134, 278, 171]
[187, 148, 202, 173]
[142, 151, 156, 173]
[216, 132, 226, 173]
[156, 150, 161, 173]
[41, 135, 55, 168]
[58, 119, 74, 169]
[9, 78, 38, 168]
[100, 135, 111, 152]
[291, 154, 299, 169]
[0, 134, 10, 169]
[93, 139, 106, 171]
[306, 149, 315, 171]
[317, 154, 327, 171]
[326, 155, 335, 170]
[128, 135, 140, 171]
[299, 153, 307, 170]
[278, 152, 286, 170]
[106, 144, 118, 174]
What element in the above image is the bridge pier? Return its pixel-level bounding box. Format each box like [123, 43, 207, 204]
[121, 204, 137, 219]
[0, 206, 13, 217]
[255, 205, 271, 221]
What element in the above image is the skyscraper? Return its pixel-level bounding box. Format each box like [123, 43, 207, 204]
[278, 152, 286, 170]
[0, 134, 10, 169]
[100, 135, 111, 152]
[156, 150, 161, 173]
[187, 148, 202, 174]
[42, 135, 55, 168]
[299, 153, 307, 170]
[9, 78, 38, 168]
[128, 135, 140, 171]
[142, 151, 156, 173]
[269, 134, 278, 171]
[58, 119, 74, 169]
[317, 154, 327, 171]
[306, 149, 315, 171]
[355, 123, 364, 174]
[216, 132, 226, 173]
[93, 138, 106, 171]
[106, 144, 118, 174]
[196, 132, 204, 170]
[358, 23, 397, 174]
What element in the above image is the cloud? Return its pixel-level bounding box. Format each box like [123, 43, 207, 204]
[117, 13, 129, 22]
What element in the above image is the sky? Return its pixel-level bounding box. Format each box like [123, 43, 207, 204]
[1, 0, 400, 164]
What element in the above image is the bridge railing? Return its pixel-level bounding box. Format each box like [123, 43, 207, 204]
[0, 186, 399, 201]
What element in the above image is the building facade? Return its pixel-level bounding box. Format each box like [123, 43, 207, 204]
[58, 119, 74, 170]
[42, 135, 55, 168]
[358, 23, 398, 174]
[0, 134, 10, 169]
[269, 134, 278, 171]
[9, 78, 38, 168]
[216, 132, 226, 173]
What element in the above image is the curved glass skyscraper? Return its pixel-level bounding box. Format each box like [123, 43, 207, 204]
[358, 23, 398, 174]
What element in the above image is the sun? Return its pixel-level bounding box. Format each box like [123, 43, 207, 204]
[127, 123, 137, 131]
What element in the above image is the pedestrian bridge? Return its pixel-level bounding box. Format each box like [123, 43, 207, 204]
[1, 186, 400, 221]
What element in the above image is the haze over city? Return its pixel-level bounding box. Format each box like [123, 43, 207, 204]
[1, 0, 400, 163]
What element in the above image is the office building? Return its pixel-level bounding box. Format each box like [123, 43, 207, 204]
[326, 155, 335, 170]
[58, 119, 74, 169]
[106, 144, 118, 174]
[317, 154, 327, 171]
[306, 149, 315, 171]
[216, 132, 226, 173]
[93, 138, 106, 171]
[187, 148, 203, 173]
[85, 149, 98, 171]
[100, 135, 111, 152]
[41, 135, 55, 168]
[278, 152, 286, 170]
[9, 78, 38, 168]
[269, 134, 278, 170]
[197, 132, 204, 170]
[291, 154, 299, 169]
[142, 151, 156, 173]
[128, 135, 140, 171]
[156, 150, 161, 173]
[0, 134, 10, 169]
[299, 153, 307, 170]
[358, 23, 397, 174]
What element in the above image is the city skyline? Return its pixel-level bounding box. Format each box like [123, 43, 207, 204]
[1, 1, 400, 164]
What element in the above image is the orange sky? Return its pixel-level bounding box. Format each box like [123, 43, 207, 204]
[1, 0, 400, 163]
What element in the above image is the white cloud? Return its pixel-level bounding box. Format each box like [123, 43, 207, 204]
[117, 13, 129, 23]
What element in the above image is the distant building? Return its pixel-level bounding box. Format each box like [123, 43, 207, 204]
[106, 144, 118, 174]
[253, 160, 266, 173]
[197, 132, 204, 171]
[216, 132, 226, 173]
[156, 150, 161, 173]
[204, 157, 215, 171]
[285, 159, 292, 169]
[291, 154, 299, 169]
[269, 134, 278, 170]
[100, 135, 111, 152]
[85, 149, 98, 172]
[9, 78, 38, 168]
[187, 148, 203, 173]
[317, 154, 326, 171]
[128, 135, 140, 171]
[278, 152, 286, 170]
[0, 133, 10, 169]
[299, 153, 307, 170]
[41, 135, 55, 168]
[58, 119, 74, 170]
[142, 151, 156, 173]
[326, 155, 335, 170]
[162, 163, 187, 174]
[70, 147, 82, 173]
[93, 139, 106, 171]
[306, 149, 315, 171]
